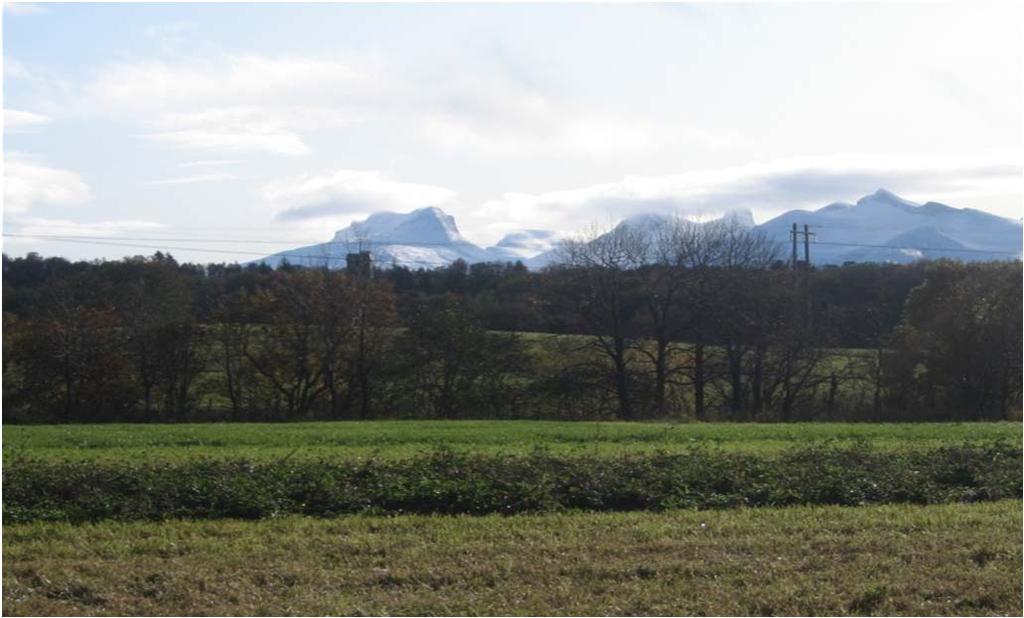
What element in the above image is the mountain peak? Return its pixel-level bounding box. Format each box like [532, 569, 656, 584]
[486, 229, 564, 261]
[857, 188, 918, 209]
[756, 189, 1021, 265]
[258, 190, 1021, 270]
[722, 208, 756, 228]
[408, 205, 449, 219]
[332, 206, 465, 245]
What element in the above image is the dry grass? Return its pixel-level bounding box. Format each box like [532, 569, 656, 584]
[3, 500, 1020, 616]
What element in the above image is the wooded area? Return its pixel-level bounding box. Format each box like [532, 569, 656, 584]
[3, 219, 1020, 423]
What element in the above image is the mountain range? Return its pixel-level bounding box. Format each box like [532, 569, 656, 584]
[256, 189, 1022, 269]
[258, 207, 566, 269]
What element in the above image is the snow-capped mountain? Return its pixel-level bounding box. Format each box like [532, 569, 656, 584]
[258, 207, 491, 269]
[756, 188, 1022, 264]
[524, 208, 756, 268]
[254, 190, 1021, 270]
[257, 207, 557, 269]
[485, 230, 565, 261]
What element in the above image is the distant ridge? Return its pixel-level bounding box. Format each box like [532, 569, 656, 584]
[254, 189, 1022, 269]
[756, 188, 1022, 264]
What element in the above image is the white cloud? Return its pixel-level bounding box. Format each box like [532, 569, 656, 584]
[263, 170, 457, 222]
[472, 152, 1024, 237]
[4, 108, 51, 130]
[143, 21, 196, 52]
[3, 57, 73, 120]
[3, 57, 33, 81]
[4, 217, 165, 237]
[178, 159, 243, 168]
[81, 51, 724, 160]
[3, 3, 47, 16]
[80, 55, 370, 156]
[421, 111, 739, 159]
[87, 55, 373, 111]
[147, 173, 240, 186]
[147, 127, 309, 156]
[3, 154, 91, 214]
[1, 218, 167, 257]
[144, 107, 321, 156]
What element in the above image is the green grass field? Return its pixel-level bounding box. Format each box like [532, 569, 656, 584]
[4, 420, 1020, 463]
[3, 501, 1020, 616]
[4, 420, 1020, 615]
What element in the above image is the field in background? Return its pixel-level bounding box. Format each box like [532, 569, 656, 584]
[4, 420, 1019, 463]
[4, 501, 1020, 616]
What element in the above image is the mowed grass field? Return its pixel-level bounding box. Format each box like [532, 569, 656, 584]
[4, 420, 1020, 462]
[3, 501, 1020, 616]
[4, 420, 1020, 615]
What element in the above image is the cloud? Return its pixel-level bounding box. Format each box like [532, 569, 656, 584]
[178, 159, 243, 168]
[4, 108, 52, 130]
[263, 170, 457, 221]
[144, 107, 323, 156]
[144, 22, 196, 40]
[4, 217, 165, 237]
[147, 128, 308, 156]
[3, 3, 47, 16]
[147, 173, 240, 186]
[3, 57, 33, 81]
[3, 154, 91, 214]
[142, 21, 197, 53]
[80, 55, 367, 156]
[1, 218, 167, 258]
[473, 152, 1024, 236]
[81, 51, 726, 160]
[3, 57, 73, 120]
[87, 55, 373, 111]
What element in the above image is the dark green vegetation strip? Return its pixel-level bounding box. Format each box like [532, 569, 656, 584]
[5, 443, 1019, 523]
[4, 501, 1021, 616]
[5, 420, 1020, 462]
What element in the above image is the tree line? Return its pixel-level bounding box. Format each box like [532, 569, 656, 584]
[3, 218, 1020, 423]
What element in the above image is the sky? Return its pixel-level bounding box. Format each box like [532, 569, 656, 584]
[3, 1, 1023, 263]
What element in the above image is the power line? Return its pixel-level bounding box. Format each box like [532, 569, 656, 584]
[4, 233, 303, 245]
[6, 232, 1020, 256]
[813, 240, 1020, 256]
[0, 235, 469, 269]
[1, 233, 472, 249]
[3, 232, 1020, 266]
[1, 236, 348, 262]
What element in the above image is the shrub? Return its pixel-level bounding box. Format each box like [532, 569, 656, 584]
[3, 442, 1019, 523]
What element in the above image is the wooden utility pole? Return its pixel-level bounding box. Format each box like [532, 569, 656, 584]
[803, 224, 813, 329]
[791, 223, 799, 272]
[803, 224, 811, 265]
[789, 223, 815, 328]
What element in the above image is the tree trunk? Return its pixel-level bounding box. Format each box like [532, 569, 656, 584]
[693, 342, 705, 421]
[654, 338, 668, 418]
[727, 345, 744, 421]
[751, 345, 765, 419]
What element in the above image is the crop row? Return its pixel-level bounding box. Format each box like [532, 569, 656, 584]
[3, 443, 1019, 523]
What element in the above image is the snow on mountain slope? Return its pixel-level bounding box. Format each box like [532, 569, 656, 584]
[332, 207, 464, 245]
[485, 230, 564, 261]
[838, 226, 971, 264]
[255, 191, 1021, 270]
[258, 207, 492, 269]
[756, 189, 1022, 265]
[258, 207, 560, 269]
[524, 208, 756, 268]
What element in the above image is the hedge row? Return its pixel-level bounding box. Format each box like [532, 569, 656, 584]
[3, 443, 1020, 523]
